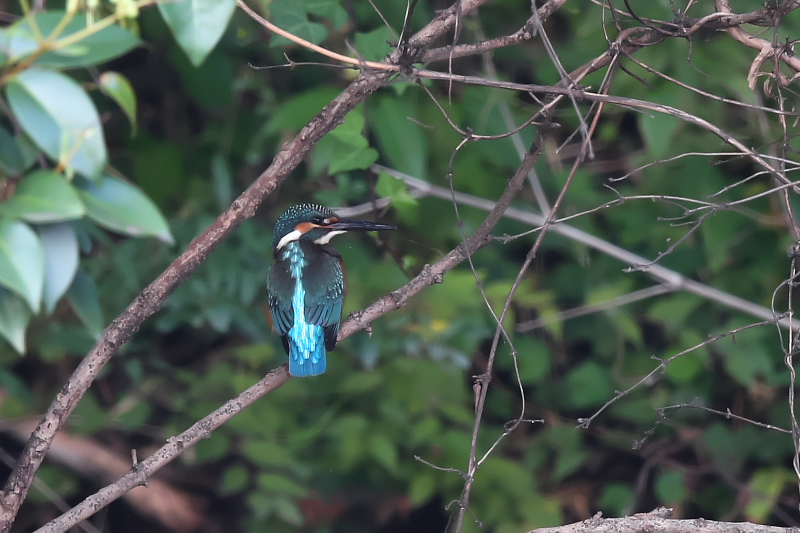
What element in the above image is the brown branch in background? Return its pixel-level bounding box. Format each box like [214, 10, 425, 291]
[0, 0, 493, 529]
[34, 367, 289, 533]
[715, 0, 800, 89]
[2, 421, 204, 533]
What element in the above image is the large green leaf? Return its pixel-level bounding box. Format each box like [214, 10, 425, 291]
[313, 110, 379, 174]
[4, 12, 140, 69]
[266, 87, 341, 134]
[158, 0, 237, 66]
[353, 27, 393, 62]
[269, 0, 327, 47]
[0, 219, 44, 312]
[6, 70, 107, 180]
[0, 288, 31, 354]
[370, 95, 429, 180]
[375, 171, 418, 208]
[39, 223, 79, 315]
[0, 170, 86, 223]
[77, 175, 174, 244]
[307, 0, 349, 30]
[66, 269, 103, 339]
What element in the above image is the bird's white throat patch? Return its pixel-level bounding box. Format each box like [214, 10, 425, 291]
[276, 229, 303, 250]
[313, 230, 345, 245]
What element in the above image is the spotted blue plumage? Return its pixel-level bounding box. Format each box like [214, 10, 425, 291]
[283, 241, 326, 376]
[266, 204, 395, 377]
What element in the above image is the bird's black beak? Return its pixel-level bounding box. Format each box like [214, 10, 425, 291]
[328, 218, 396, 232]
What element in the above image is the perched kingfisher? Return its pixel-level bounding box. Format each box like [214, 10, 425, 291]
[267, 203, 396, 377]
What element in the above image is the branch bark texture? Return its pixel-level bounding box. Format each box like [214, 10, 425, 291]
[530, 514, 793, 533]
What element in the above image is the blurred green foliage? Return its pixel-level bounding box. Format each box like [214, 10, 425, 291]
[1, 0, 800, 532]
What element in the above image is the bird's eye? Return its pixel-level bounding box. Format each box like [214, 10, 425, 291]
[311, 216, 324, 225]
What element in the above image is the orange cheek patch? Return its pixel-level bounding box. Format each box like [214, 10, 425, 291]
[295, 222, 317, 234]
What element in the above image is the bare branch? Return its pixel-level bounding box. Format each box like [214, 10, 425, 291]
[529, 511, 796, 533]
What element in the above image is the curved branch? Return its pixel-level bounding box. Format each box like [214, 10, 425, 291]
[529, 510, 793, 533]
[237, 0, 398, 72]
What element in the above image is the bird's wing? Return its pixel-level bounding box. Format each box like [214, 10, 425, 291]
[302, 249, 345, 351]
[266, 262, 294, 337]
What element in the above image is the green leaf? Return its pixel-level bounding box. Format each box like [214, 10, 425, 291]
[0, 170, 86, 223]
[39, 223, 79, 315]
[598, 483, 633, 516]
[354, 27, 393, 62]
[744, 467, 793, 522]
[639, 103, 680, 159]
[4, 12, 140, 68]
[330, 145, 379, 174]
[0, 288, 31, 353]
[0, 29, 10, 68]
[267, 87, 342, 135]
[307, 0, 349, 30]
[408, 471, 436, 506]
[256, 473, 308, 497]
[194, 432, 230, 461]
[0, 127, 34, 176]
[0, 219, 44, 312]
[313, 109, 379, 174]
[77, 175, 174, 244]
[66, 268, 103, 339]
[513, 336, 551, 385]
[269, 0, 327, 47]
[211, 153, 233, 209]
[717, 327, 775, 387]
[0, 20, 37, 64]
[337, 372, 383, 394]
[242, 440, 296, 467]
[6, 69, 107, 180]
[99, 72, 137, 135]
[220, 465, 250, 495]
[375, 171, 419, 208]
[553, 445, 588, 481]
[272, 497, 304, 526]
[368, 432, 399, 473]
[371, 95, 428, 180]
[665, 349, 704, 383]
[654, 469, 687, 504]
[0, 368, 36, 405]
[564, 361, 613, 408]
[158, 0, 237, 66]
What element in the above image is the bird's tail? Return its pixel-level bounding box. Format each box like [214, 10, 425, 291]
[288, 326, 327, 377]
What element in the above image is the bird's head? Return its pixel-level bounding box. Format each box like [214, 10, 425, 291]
[272, 203, 396, 251]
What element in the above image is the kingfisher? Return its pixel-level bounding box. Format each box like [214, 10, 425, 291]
[267, 203, 396, 377]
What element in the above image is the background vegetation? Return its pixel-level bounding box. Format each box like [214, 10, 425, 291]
[1, 0, 800, 532]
